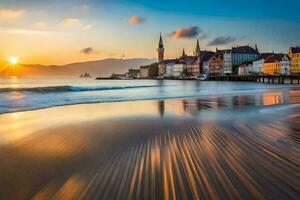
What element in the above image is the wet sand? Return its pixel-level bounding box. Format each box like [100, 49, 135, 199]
[0, 92, 300, 200]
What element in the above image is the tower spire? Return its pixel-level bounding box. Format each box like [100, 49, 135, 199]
[157, 33, 164, 62]
[182, 48, 186, 57]
[195, 38, 201, 57]
[255, 44, 259, 52]
[159, 32, 163, 48]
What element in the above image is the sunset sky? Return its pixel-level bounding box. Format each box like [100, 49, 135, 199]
[0, 0, 300, 65]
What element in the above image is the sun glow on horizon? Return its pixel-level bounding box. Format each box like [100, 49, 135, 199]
[9, 57, 18, 65]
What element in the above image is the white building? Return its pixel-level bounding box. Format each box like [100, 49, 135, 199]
[238, 62, 253, 75]
[163, 60, 187, 78]
[172, 62, 187, 78]
[253, 59, 264, 74]
[165, 62, 175, 78]
[280, 55, 290, 75]
[223, 46, 260, 75]
[223, 50, 232, 75]
[202, 61, 209, 75]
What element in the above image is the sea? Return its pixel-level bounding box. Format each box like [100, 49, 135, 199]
[0, 77, 300, 114]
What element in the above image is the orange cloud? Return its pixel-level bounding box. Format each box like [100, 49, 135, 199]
[170, 26, 200, 40]
[0, 9, 25, 19]
[60, 18, 80, 26]
[128, 16, 144, 24]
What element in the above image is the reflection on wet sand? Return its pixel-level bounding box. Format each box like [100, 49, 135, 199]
[0, 90, 300, 199]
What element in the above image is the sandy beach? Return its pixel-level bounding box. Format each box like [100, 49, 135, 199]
[0, 91, 299, 200]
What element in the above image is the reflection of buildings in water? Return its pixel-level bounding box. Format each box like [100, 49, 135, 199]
[196, 99, 205, 111]
[216, 97, 227, 109]
[216, 96, 234, 109]
[240, 95, 257, 106]
[158, 100, 165, 117]
[254, 94, 263, 106]
[228, 95, 257, 108]
[183, 100, 188, 112]
[156, 79, 166, 96]
[263, 92, 283, 106]
[182, 98, 223, 116]
[288, 90, 300, 104]
[183, 99, 199, 116]
[231, 96, 240, 108]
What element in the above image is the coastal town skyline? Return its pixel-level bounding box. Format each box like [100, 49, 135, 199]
[0, 0, 300, 65]
[110, 34, 299, 80]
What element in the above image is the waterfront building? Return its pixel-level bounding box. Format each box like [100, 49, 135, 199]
[221, 49, 232, 75]
[238, 61, 253, 75]
[164, 60, 176, 78]
[185, 56, 200, 77]
[172, 61, 187, 78]
[200, 51, 215, 74]
[263, 54, 290, 75]
[281, 55, 290, 75]
[288, 47, 300, 74]
[223, 46, 260, 75]
[252, 53, 273, 75]
[127, 69, 140, 79]
[202, 60, 210, 75]
[159, 59, 187, 78]
[140, 63, 159, 78]
[166, 64, 172, 78]
[140, 66, 149, 78]
[209, 54, 224, 76]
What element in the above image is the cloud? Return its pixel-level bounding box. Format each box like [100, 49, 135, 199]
[83, 24, 93, 31]
[73, 4, 90, 12]
[0, 9, 25, 19]
[60, 17, 80, 26]
[34, 22, 47, 29]
[128, 16, 145, 24]
[208, 36, 237, 46]
[81, 47, 94, 54]
[169, 26, 200, 40]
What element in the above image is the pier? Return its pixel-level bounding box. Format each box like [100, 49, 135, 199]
[208, 75, 300, 84]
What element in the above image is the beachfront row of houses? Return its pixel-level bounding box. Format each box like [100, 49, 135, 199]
[137, 34, 300, 79]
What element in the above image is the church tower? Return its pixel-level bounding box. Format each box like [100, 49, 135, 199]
[157, 33, 164, 63]
[182, 48, 186, 58]
[195, 39, 201, 57]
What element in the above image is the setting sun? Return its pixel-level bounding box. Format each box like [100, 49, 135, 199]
[9, 57, 18, 65]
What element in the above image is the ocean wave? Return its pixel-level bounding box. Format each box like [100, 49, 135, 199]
[0, 85, 159, 93]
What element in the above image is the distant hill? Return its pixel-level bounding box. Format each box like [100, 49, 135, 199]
[0, 58, 155, 77]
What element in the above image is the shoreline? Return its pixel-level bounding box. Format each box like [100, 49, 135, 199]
[0, 86, 298, 115]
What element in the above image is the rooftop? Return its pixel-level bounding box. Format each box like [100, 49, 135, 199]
[232, 45, 259, 54]
[264, 54, 289, 63]
[290, 47, 300, 53]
